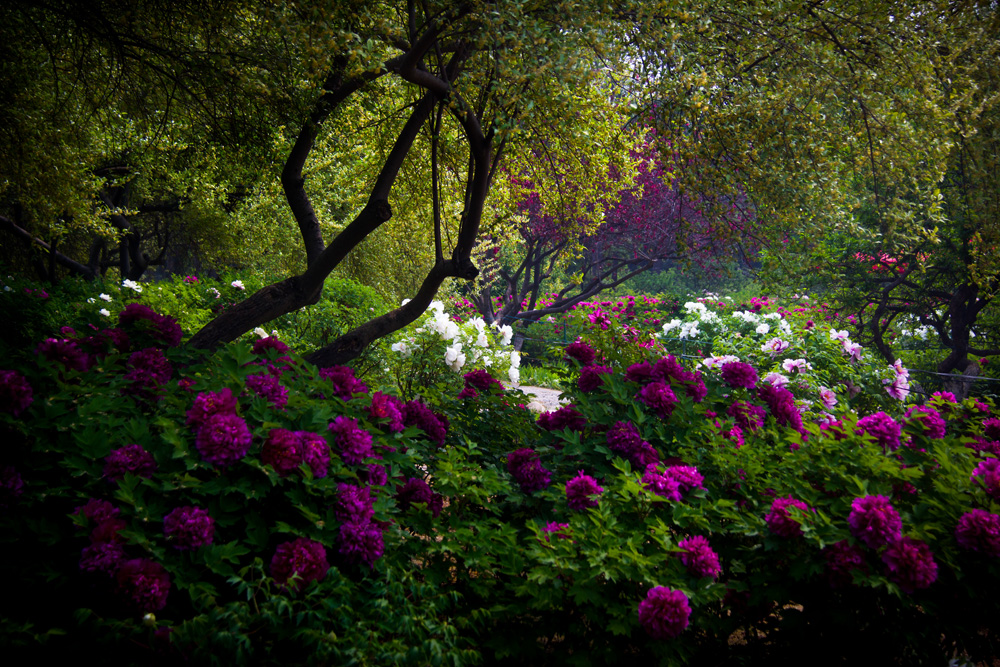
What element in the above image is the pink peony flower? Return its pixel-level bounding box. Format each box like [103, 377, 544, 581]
[638, 586, 691, 639]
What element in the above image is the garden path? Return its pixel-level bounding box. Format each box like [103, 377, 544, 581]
[518, 386, 566, 412]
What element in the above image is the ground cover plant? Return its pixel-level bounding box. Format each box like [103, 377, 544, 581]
[3, 291, 1000, 665]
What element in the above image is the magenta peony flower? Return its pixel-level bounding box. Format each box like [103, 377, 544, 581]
[195, 412, 252, 466]
[116, 558, 171, 612]
[564, 341, 596, 366]
[395, 477, 443, 517]
[163, 506, 215, 550]
[537, 405, 587, 432]
[252, 336, 290, 355]
[881, 536, 937, 593]
[566, 471, 603, 511]
[298, 431, 330, 478]
[271, 537, 329, 592]
[186, 388, 239, 428]
[664, 466, 705, 495]
[638, 586, 691, 640]
[984, 418, 1000, 442]
[720, 361, 758, 389]
[0, 370, 33, 416]
[328, 416, 374, 465]
[848, 495, 903, 549]
[541, 522, 571, 541]
[607, 421, 659, 469]
[578, 365, 612, 392]
[402, 400, 449, 446]
[363, 462, 388, 487]
[319, 365, 368, 400]
[463, 370, 504, 393]
[642, 466, 683, 501]
[727, 401, 766, 432]
[117, 304, 182, 347]
[637, 381, 677, 419]
[104, 444, 157, 481]
[765, 496, 810, 537]
[758, 384, 803, 432]
[677, 535, 721, 579]
[506, 448, 552, 493]
[904, 405, 946, 439]
[245, 373, 288, 409]
[625, 361, 655, 384]
[74, 498, 120, 524]
[824, 540, 867, 588]
[262, 429, 304, 476]
[80, 541, 126, 575]
[368, 391, 405, 431]
[91, 518, 127, 544]
[36, 337, 90, 372]
[124, 347, 172, 394]
[857, 412, 903, 452]
[955, 509, 1000, 556]
[338, 521, 384, 568]
[335, 483, 375, 523]
[971, 459, 1000, 500]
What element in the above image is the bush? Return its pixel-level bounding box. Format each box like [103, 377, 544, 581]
[2, 300, 999, 665]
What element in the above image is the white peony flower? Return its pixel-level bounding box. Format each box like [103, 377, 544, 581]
[254, 327, 269, 338]
[231, 280, 245, 290]
[508, 366, 520, 385]
[499, 324, 513, 346]
[755, 323, 770, 335]
[99, 293, 112, 302]
[510, 350, 521, 368]
[122, 279, 143, 293]
[99, 308, 111, 317]
[445, 343, 465, 371]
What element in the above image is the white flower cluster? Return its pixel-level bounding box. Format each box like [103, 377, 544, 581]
[392, 301, 520, 384]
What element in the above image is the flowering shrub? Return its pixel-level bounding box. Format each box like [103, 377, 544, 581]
[389, 300, 519, 399]
[2, 301, 1000, 665]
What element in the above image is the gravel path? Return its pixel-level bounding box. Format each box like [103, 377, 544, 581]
[518, 385, 565, 412]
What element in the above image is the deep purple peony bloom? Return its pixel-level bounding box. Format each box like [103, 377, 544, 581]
[116, 558, 171, 612]
[463, 370, 504, 393]
[0, 370, 33, 416]
[642, 466, 683, 501]
[271, 538, 329, 592]
[624, 363, 658, 388]
[727, 401, 767, 432]
[541, 521, 571, 541]
[677, 535, 721, 579]
[252, 336, 290, 355]
[328, 416, 374, 465]
[163, 506, 215, 550]
[758, 384, 803, 432]
[765, 496, 810, 537]
[607, 421, 660, 469]
[564, 341, 596, 366]
[299, 431, 330, 478]
[186, 388, 239, 428]
[335, 483, 375, 523]
[720, 361, 758, 389]
[338, 520, 384, 568]
[1, 466, 24, 506]
[824, 540, 868, 588]
[882, 536, 938, 593]
[124, 347, 173, 394]
[395, 477, 443, 517]
[637, 381, 677, 419]
[578, 365, 612, 393]
[905, 405, 947, 439]
[663, 466, 705, 495]
[566, 471, 603, 511]
[319, 365, 369, 400]
[402, 400, 449, 446]
[36, 337, 90, 372]
[195, 412, 252, 466]
[117, 304, 182, 347]
[104, 444, 157, 481]
[983, 418, 1000, 441]
[971, 459, 1000, 500]
[262, 429, 304, 476]
[368, 391, 405, 431]
[74, 498, 120, 524]
[848, 495, 903, 549]
[363, 462, 388, 487]
[857, 411, 903, 452]
[537, 405, 587, 432]
[506, 448, 552, 493]
[955, 509, 1000, 556]
[245, 373, 289, 409]
[80, 541, 126, 575]
[638, 586, 691, 640]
